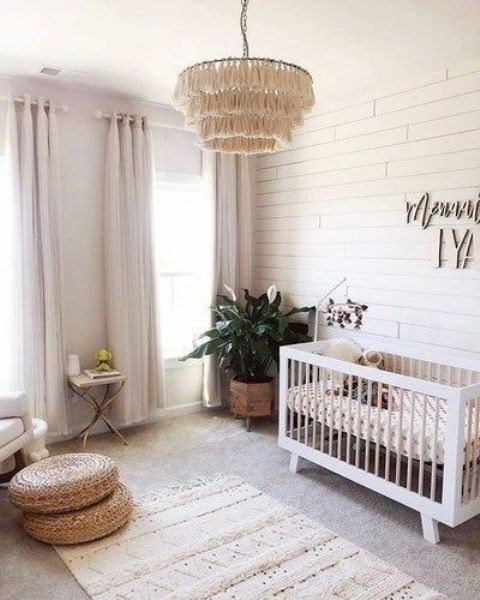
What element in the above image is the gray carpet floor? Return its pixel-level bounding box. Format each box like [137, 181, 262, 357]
[1, 409, 479, 599]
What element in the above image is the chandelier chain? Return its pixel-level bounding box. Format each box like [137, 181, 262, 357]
[241, 0, 249, 58]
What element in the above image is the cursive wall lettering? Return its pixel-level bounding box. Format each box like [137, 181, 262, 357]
[406, 191, 480, 269]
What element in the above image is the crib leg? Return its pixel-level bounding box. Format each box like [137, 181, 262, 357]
[289, 453, 300, 473]
[420, 514, 440, 544]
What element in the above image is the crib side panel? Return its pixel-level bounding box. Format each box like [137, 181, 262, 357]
[279, 345, 457, 524]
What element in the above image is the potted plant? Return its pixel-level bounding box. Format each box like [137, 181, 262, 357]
[182, 285, 314, 431]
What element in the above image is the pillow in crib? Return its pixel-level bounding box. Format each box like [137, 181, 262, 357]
[324, 339, 363, 364]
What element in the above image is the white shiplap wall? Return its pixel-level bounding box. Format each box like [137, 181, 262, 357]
[254, 62, 480, 359]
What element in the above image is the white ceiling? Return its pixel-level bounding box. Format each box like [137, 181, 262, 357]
[1, 0, 479, 108]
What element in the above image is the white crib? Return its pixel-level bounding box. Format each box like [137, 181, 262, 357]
[278, 340, 480, 543]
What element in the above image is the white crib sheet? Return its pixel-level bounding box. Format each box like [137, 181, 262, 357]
[287, 384, 479, 465]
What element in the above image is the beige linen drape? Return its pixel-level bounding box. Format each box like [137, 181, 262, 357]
[5, 94, 68, 435]
[104, 114, 164, 424]
[202, 153, 253, 408]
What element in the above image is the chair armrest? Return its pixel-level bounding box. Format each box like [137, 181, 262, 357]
[0, 391, 29, 419]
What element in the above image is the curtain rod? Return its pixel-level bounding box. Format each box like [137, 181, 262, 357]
[94, 110, 186, 132]
[0, 94, 68, 111]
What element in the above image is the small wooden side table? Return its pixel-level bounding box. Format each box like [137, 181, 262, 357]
[68, 373, 127, 447]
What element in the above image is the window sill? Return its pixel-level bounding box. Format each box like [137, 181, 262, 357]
[164, 357, 204, 371]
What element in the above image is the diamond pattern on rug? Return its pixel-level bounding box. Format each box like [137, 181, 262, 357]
[56, 475, 446, 600]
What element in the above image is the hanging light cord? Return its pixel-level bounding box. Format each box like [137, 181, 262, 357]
[176, 0, 312, 79]
[241, 0, 250, 58]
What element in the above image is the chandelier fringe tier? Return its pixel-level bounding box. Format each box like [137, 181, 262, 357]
[173, 1, 315, 155]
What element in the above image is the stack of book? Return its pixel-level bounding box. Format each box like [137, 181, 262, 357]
[83, 369, 122, 380]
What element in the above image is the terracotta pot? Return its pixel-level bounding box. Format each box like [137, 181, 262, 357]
[230, 377, 274, 432]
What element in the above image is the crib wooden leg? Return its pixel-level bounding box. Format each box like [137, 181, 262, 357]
[421, 514, 440, 544]
[289, 453, 300, 473]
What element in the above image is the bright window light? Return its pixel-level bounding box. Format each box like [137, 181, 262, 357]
[152, 177, 212, 359]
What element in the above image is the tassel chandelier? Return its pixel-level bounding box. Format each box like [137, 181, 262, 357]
[173, 0, 315, 155]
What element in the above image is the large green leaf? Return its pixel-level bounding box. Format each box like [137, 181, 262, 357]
[182, 287, 315, 380]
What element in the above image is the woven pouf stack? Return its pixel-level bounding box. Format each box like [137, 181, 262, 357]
[8, 453, 133, 545]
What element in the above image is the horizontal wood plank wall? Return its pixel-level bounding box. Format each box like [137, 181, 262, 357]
[254, 62, 480, 360]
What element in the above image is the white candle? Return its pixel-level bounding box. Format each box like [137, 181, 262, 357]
[67, 354, 81, 376]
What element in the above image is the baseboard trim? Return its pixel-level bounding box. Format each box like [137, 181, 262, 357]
[157, 401, 205, 419]
[48, 401, 205, 444]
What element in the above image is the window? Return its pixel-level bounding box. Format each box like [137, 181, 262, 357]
[152, 176, 212, 359]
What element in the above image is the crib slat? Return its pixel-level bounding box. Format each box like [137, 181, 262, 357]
[430, 397, 440, 501]
[365, 379, 372, 472]
[297, 361, 303, 443]
[395, 389, 404, 487]
[305, 364, 311, 447]
[355, 377, 362, 469]
[289, 359, 295, 439]
[320, 367, 326, 452]
[328, 369, 334, 457]
[464, 398, 473, 502]
[312, 365, 318, 450]
[385, 385, 392, 482]
[418, 393, 427, 496]
[337, 371, 344, 460]
[374, 380, 381, 476]
[406, 390, 415, 491]
[427, 361, 433, 384]
[346, 374, 353, 464]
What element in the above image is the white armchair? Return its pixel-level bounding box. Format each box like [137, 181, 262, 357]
[0, 392, 34, 482]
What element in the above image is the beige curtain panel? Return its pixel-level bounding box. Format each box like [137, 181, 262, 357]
[202, 153, 253, 408]
[104, 114, 164, 425]
[5, 94, 68, 436]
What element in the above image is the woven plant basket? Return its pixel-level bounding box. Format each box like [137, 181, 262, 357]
[9, 453, 118, 514]
[23, 483, 133, 545]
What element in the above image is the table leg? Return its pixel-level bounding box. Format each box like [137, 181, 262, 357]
[99, 413, 129, 445]
[69, 380, 127, 446]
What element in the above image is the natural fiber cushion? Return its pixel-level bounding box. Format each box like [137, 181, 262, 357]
[23, 483, 133, 545]
[9, 453, 118, 514]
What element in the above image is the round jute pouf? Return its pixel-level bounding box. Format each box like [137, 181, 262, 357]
[9, 453, 118, 514]
[22, 483, 133, 545]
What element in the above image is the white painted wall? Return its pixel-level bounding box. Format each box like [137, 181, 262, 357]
[254, 61, 480, 360]
[0, 75, 204, 436]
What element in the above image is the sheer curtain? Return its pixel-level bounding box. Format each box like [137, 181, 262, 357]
[202, 153, 254, 408]
[4, 94, 68, 436]
[104, 114, 163, 424]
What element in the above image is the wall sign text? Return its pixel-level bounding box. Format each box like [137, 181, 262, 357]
[406, 192, 480, 269]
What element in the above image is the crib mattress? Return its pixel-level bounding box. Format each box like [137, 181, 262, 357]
[287, 384, 479, 465]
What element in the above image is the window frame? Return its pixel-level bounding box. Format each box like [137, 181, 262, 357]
[153, 166, 212, 361]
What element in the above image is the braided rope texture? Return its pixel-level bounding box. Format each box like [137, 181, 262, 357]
[23, 483, 133, 545]
[9, 453, 118, 514]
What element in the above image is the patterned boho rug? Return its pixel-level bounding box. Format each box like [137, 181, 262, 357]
[56, 475, 446, 599]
